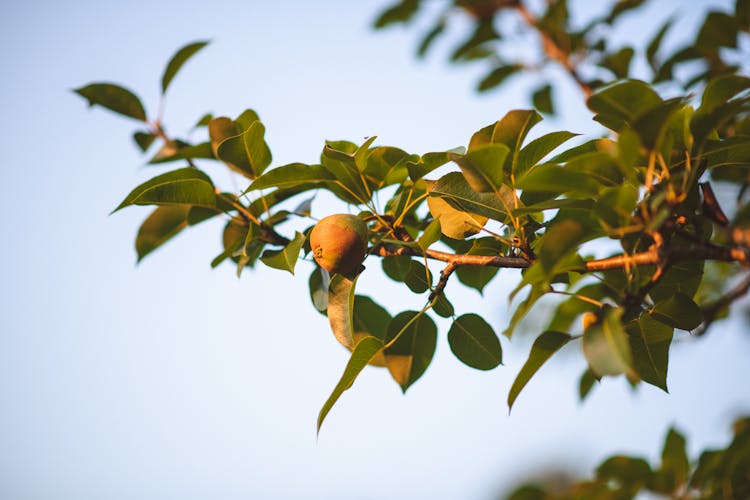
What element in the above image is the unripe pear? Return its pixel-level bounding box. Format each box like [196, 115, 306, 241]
[310, 214, 369, 276]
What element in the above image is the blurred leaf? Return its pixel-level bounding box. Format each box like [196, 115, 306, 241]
[477, 65, 521, 92]
[384, 311, 437, 392]
[651, 292, 702, 330]
[601, 47, 634, 79]
[448, 314, 502, 370]
[579, 368, 598, 401]
[583, 307, 633, 377]
[148, 141, 214, 164]
[161, 40, 209, 94]
[647, 18, 673, 71]
[417, 19, 445, 57]
[374, 0, 420, 28]
[508, 331, 570, 410]
[651, 428, 689, 493]
[327, 273, 358, 349]
[113, 167, 216, 212]
[208, 117, 238, 156]
[429, 172, 512, 222]
[194, 113, 213, 128]
[538, 219, 585, 274]
[135, 205, 190, 262]
[451, 18, 498, 62]
[133, 131, 156, 152]
[596, 455, 652, 493]
[260, 232, 306, 274]
[317, 336, 384, 433]
[605, 0, 647, 24]
[74, 83, 147, 121]
[696, 11, 738, 49]
[532, 84, 554, 115]
[739, 0, 750, 30]
[625, 314, 673, 391]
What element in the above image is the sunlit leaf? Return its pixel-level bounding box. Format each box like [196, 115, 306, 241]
[161, 40, 209, 94]
[113, 167, 216, 212]
[260, 232, 306, 274]
[384, 311, 437, 392]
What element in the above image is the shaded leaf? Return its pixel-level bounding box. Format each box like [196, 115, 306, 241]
[448, 314, 502, 370]
[625, 314, 673, 391]
[384, 311, 437, 392]
[651, 428, 690, 493]
[532, 84, 554, 114]
[579, 368, 598, 401]
[161, 40, 209, 94]
[477, 65, 521, 92]
[74, 83, 147, 121]
[317, 336, 384, 433]
[583, 307, 633, 377]
[309, 267, 330, 313]
[374, 0, 420, 28]
[148, 141, 214, 164]
[651, 292, 702, 330]
[508, 331, 571, 410]
[517, 131, 578, 177]
[135, 205, 190, 262]
[133, 131, 156, 152]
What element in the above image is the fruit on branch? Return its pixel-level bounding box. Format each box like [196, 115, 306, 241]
[310, 214, 369, 276]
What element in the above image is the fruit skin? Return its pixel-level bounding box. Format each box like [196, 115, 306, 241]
[310, 214, 369, 276]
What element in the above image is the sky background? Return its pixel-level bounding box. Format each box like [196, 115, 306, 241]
[1, 0, 749, 498]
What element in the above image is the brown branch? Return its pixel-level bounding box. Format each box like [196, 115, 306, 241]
[514, 3, 593, 97]
[695, 273, 750, 336]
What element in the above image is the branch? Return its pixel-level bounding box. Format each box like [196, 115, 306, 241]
[514, 3, 593, 97]
[695, 273, 750, 336]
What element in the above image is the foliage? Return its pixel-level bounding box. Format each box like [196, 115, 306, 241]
[75, 1, 750, 439]
[506, 416, 750, 499]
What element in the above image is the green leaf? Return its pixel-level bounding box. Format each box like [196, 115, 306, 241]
[363, 146, 410, 188]
[113, 167, 216, 212]
[407, 147, 464, 180]
[696, 11, 738, 49]
[429, 172, 512, 222]
[517, 131, 578, 178]
[449, 144, 510, 193]
[216, 121, 272, 178]
[651, 428, 689, 493]
[148, 141, 214, 164]
[384, 311, 437, 392]
[260, 232, 306, 274]
[353, 295, 391, 343]
[327, 273, 358, 349]
[587, 80, 662, 131]
[596, 455, 652, 493]
[135, 205, 190, 262]
[583, 307, 633, 377]
[451, 18, 498, 61]
[477, 65, 521, 92]
[208, 117, 239, 156]
[382, 255, 412, 281]
[321, 143, 370, 203]
[651, 292, 702, 330]
[455, 237, 502, 294]
[404, 260, 432, 293]
[538, 219, 585, 274]
[417, 218, 441, 251]
[646, 18, 673, 70]
[448, 314, 502, 370]
[373, 0, 420, 28]
[309, 267, 329, 313]
[601, 47, 634, 79]
[317, 336, 384, 433]
[161, 40, 209, 94]
[625, 314, 673, 391]
[426, 195, 487, 239]
[432, 293, 454, 318]
[579, 368, 598, 401]
[508, 331, 571, 410]
[516, 163, 599, 196]
[248, 162, 334, 192]
[532, 84, 554, 114]
[74, 83, 147, 121]
[133, 131, 156, 152]
[417, 19, 445, 57]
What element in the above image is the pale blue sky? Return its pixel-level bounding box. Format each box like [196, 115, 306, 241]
[1, 0, 748, 498]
